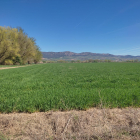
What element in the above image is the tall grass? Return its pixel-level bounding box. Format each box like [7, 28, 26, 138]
[0, 63, 140, 113]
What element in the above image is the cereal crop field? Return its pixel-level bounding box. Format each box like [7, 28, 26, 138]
[0, 63, 140, 113]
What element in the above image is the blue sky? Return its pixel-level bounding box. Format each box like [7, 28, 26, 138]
[1, 0, 140, 56]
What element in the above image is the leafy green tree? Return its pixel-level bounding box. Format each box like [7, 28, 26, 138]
[17, 28, 36, 64]
[34, 46, 42, 64]
[0, 27, 19, 65]
[0, 26, 42, 65]
[13, 56, 22, 65]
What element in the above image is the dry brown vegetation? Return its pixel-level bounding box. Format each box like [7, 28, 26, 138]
[0, 108, 140, 140]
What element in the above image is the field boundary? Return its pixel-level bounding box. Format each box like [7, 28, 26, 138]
[0, 65, 32, 70]
[0, 108, 140, 140]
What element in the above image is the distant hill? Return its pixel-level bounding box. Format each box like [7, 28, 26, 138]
[42, 51, 140, 61]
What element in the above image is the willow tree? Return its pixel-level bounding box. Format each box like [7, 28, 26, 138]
[16, 28, 34, 64]
[29, 37, 42, 64]
[34, 46, 42, 64]
[0, 26, 42, 65]
[0, 27, 20, 65]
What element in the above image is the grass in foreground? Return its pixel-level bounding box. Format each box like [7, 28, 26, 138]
[0, 63, 140, 113]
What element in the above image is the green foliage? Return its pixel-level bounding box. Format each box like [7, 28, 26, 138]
[33, 46, 42, 64]
[0, 63, 140, 113]
[126, 59, 139, 63]
[0, 26, 20, 64]
[0, 26, 42, 65]
[57, 60, 67, 63]
[12, 56, 22, 65]
[71, 60, 75, 63]
[42, 60, 46, 63]
[4, 59, 13, 65]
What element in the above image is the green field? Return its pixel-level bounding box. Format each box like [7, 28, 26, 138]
[0, 63, 140, 113]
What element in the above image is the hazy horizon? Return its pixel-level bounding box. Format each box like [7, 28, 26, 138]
[42, 51, 140, 56]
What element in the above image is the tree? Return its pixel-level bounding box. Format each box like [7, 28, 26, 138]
[0, 27, 19, 65]
[0, 26, 42, 65]
[33, 46, 42, 64]
[17, 28, 36, 64]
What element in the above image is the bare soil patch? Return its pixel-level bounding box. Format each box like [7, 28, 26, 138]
[0, 108, 140, 140]
[0, 65, 31, 70]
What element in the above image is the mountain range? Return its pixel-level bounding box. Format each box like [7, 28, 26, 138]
[42, 51, 140, 61]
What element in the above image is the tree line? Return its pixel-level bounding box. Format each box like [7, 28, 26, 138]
[42, 59, 112, 63]
[42, 59, 140, 63]
[0, 26, 42, 65]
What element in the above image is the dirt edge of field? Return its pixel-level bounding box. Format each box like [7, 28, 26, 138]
[0, 65, 32, 70]
[0, 108, 140, 140]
